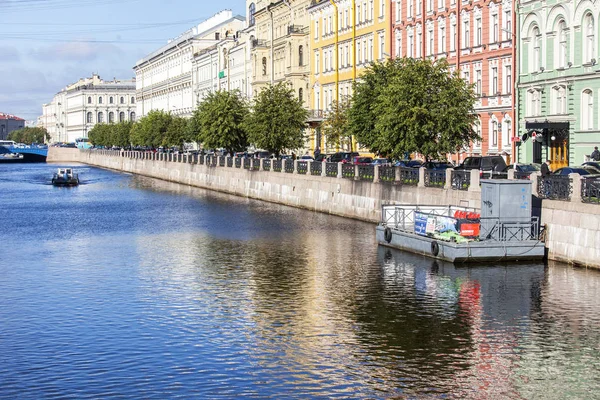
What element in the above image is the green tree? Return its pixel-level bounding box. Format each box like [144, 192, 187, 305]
[8, 127, 50, 144]
[322, 96, 352, 151]
[110, 121, 133, 148]
[163, 115, 190, 150]
[130, 110, 172, 149]
[348, 60, 400, 156]
[244, 83, 308, 156]
[190, 90, 249, 154]
[88, 123, 111, 147]
[350, 57, 479, 161]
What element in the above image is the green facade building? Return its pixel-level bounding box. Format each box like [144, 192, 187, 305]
[517, 0, 600, 169]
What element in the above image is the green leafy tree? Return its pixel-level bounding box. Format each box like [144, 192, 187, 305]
[163, 115, 190, 150]
[90, 123, 112, 148]
[110, 121, 133, 148]
[130, 110, 172, 148]
[244, 83, 308, 156]
[322, 96, 352, 151]
[348, 60, 400, 156]
[8, 127, 50, 144]
[350, 57, 479, 161]
[190, 90, 249, 154]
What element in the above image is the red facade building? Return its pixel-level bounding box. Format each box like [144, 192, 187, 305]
[391, 0, 515, 163]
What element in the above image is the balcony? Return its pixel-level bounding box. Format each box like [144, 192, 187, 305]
[288, 25, 307, 35]
[252, 39, 268, 49]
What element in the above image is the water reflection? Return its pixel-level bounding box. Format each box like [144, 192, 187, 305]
[1, 163, 600, 398]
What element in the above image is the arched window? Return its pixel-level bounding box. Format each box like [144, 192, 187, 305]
[119, 112, 125, 122]
[99, 96, 103, 104]
[109, 96, 114, 104]
[473, 118, 482, 151]
[502, 115, 511, 148]
[98, 112, 104, 123]
[86, 112, 93, 123]
[131, 97, 135, 104]
[531, 26, 541, 73]
[108, 111, 114, 123]
[490, 118, 499, 148]
[262, 57, 267, 75]
[558, 20, 568, 68]
[298, 88, 303, 103]
[584, 13, 595, 64]
[87, 96, 92, 104]
[249, 3, 256, 27]
[120, 96, 125, 104]
[130, 112, 136, 121]
[582, 89, 594, 130]
[299, 45, 304, 66]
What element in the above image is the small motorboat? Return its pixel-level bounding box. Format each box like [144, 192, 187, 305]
[52, 168, 79, 186]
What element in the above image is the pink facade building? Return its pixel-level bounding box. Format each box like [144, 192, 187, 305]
[391, 0, 516, 163]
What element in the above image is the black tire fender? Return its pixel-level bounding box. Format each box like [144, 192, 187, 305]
[384, 227, 393, 243]
[431, 240, 440, 257]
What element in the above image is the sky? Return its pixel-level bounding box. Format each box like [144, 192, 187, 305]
[0, 0, 245, 122]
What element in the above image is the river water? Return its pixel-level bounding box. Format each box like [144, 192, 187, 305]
[1, 163, 599, 399]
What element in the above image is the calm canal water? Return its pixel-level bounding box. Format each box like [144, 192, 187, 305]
[1, 163, 599, 399]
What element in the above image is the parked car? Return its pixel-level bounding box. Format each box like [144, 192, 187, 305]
[583, 161, 600, 170]
[300, 155, 314, 160]
[422, 161, 454, 170]
[552, 166, 600, 176]
[371, 158, 391, 166]
[455, 156, 507, 177]
[314, 153, 329, 162]
[353, 156, 373, 165]
[394, 159, 423, 168]
[505, 163, 541, 173]
[254, 151, 271, 159]
[329, 152, 360, 163]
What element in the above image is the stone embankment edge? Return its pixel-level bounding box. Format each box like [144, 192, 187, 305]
[48, 147, 600, 269]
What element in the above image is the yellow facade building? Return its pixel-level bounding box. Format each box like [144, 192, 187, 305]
[307, 0, 390, 154]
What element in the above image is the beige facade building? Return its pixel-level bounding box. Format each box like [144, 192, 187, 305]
[251, 0, 311, 108]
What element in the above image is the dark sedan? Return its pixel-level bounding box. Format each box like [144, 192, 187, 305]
[553, 166, 600, 175]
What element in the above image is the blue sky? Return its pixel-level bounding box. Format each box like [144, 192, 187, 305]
[0, 0, 245, 122]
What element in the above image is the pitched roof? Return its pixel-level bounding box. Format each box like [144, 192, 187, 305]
[0, 112, 25, 121]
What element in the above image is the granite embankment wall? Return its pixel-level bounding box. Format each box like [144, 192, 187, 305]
[48, 148, 600, 269]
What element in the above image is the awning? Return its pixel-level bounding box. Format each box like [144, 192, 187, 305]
[525, 121, 569, 130]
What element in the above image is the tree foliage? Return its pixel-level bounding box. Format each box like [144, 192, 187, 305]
[190, 90, 249, 154]
[163, 115, 191, 149]
[130, 110, 173, 148]
[349, 57, 479, 160]
[322, 96, 352, 151]
[8, 127, 49, 144]
[244, 83, 308, 156]
[88, 121, 133, 148]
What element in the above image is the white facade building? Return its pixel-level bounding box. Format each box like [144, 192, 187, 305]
[192, 1, 256, 104]
[39, 74, 136, 144]
[134, 10, 245, 119]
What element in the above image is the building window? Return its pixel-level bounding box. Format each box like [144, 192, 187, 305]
[504, 65, 512, 94]
[99, 97, 103, 104]
[380, 0, 385, 17]
[450, 21, 456, 51]
[491, 13, 498, 43]
[120, 97, 125, 104]
[249, 3, 255, 27]
[86, 112, 93, 123]
[491, 120, 498, 147]
[396, 1, 401, 21]
[262, 57, 267, 75]
[558, 20, 568, 69]
[299, 45, 304, 66]
[380, 34, 385, 58]
[476, 18, 482, 46]
[396, 34, 402, 57]
[315, 21, 319, 40]
[299, 88, 303, 103]
[502, 117, 511, 148]
[130, 112, 136, 121]
[476, 69, 482, 95]
[87, 96, 92, 104]
[582, 89, 594, 130]
[108, 112, 114, 123]
[503, 10, 512, 41]
[119, 112, 125, 122]
[531, 26, 541, 73]
[491, 67, 498, 94]
[131, 97, 135, 104]
[408, 0, 413, 18]
[584, 13, 595, 64]
[315, 52, 320, 73]
[463, 20, 470, 48]
[98, 112, 104, 123]
[109, 96, 114, 104]
[553, 86, 566, 115]
[427, 29, 433, 56]
[439, 25, 446, 53]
